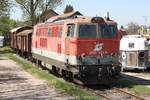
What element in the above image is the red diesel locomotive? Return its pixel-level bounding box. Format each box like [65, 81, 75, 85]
[31, 12, 121, 84]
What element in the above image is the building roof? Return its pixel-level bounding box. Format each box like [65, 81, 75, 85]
[47, 11, 83, 22]
[38, 9, 59, 23]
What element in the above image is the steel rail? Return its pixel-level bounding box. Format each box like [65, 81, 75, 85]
[114, 88, 145, 100]
[93, 91, 112, 100]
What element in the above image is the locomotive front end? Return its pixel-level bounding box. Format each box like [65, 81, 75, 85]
[66, 17, 121, 84]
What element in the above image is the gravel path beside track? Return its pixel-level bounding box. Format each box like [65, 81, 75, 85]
[122, 72, 150, 88]
[121, 72, 150, 100]
[0, 59, 73, 100]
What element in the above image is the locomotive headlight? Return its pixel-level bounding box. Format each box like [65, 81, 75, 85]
[77, 53, 86, 64]
[111, 53, 117, 57]
[81, 53, 86, 58]
[82, 66, 86, 71]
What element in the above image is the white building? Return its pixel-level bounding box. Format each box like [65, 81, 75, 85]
[0, 36, 4, 47]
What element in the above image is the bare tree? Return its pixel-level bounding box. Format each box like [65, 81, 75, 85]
[15, 0, 63, 26]
[64, 5, 74, 14]
[126, 22, 140, 35]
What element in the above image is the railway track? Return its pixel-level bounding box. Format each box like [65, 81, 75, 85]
[113, 88, 145, 100]
[36, 60, 146, 100]
[81, 86, 145, 100]
[12, 54, 146, 100]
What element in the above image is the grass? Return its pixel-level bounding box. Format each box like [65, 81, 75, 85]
[0, 46, 13, 53]
[118, 79, 150, 95]
[6, 53, 98, 100]
[1, 46, 150, 99]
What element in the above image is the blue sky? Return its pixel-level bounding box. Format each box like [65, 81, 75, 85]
[10, 0, 150, 27]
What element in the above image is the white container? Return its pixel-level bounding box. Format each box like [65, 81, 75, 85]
[120, 35, 149, 70]
[120, 35, 148, 51]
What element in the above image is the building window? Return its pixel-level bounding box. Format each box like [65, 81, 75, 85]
[129, 42, 134, 48]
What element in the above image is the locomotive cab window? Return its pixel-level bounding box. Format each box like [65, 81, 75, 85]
[78, 24, 97, 38]
[99, 24, 117, 38]
[67, 24, 75, 38]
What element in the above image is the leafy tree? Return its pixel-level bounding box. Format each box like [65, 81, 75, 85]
[15, 0, 63, 26]
[64, 5, 74, 14]
[0, 16, 16, 36]
[126, 22, 140, 35]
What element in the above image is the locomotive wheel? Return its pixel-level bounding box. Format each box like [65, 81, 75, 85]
[52, 66, 60, 76]
[37, 60, 42, 67]
[72, 74, 84, 85]
[73, 78, 84, 85]
[61, 70, 73, 81]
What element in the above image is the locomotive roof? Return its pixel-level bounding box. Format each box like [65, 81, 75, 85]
[45, 11, 116, 25]
[37, 16, 117, 28]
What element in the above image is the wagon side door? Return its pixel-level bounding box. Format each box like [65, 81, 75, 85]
[65, 24, 75, 55]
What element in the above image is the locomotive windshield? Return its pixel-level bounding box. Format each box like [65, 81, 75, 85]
[99, 24, 117, 38]
[78, 24, 97, 38]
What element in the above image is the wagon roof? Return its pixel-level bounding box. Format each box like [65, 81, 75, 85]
[17, 29, 33, 36]
[10, 27, 21, 33]
[10, 26, 32, 33]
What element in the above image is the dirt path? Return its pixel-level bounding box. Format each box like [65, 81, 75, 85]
[0, 59, 73, 100]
